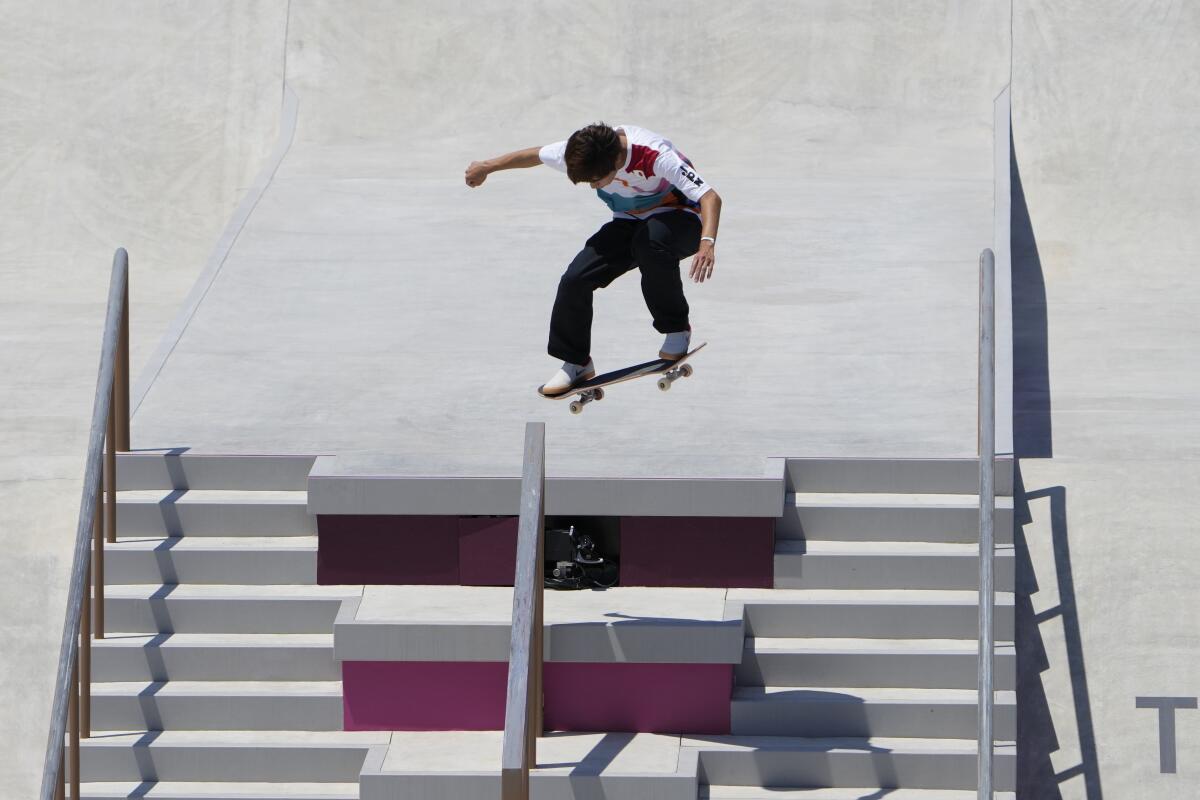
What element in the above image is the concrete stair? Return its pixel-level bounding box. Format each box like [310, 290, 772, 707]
[734, 589, 1014, 640]
[704, 463, 1016, 797]
[104, 537, 318, 585]
[702, 788, 1016, 799]
[80, 454, 370, 797]
[91, 633, 337, 682]
[116, 490, 314, 538]
[736, 637, 1016, 690]
[78, 730, 382, 782]
[103, 584, 355, 634]
[89, 681, 344, 731]
[80, 782, 359, 799]
[774, 540, 1014, 590]
[777, 492, 1014, 543]
[688, 736, 1016, 792]
[729, 686, 1017, 739]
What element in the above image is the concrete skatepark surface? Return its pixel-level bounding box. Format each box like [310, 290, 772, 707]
[2, 1, 1198, 798]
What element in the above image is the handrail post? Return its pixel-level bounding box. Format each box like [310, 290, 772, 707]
[94, 483, 104, 639]
[115, 266, 130, 451]
[68, 661, 79, 800]
[502, 422, 546, 800]
[105, 394, 117, 544]
[977, 249, 996, 799]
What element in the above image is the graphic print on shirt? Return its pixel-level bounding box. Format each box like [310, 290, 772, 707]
[538, 125, 712, 221]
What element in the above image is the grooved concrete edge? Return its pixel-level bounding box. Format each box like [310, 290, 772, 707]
[131, 84, 302, 416]
[307, 455, 785, 517]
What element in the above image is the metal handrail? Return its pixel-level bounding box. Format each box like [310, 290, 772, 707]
[977, 248, 996, 799]
[40, 249, 130, 800]
[501, 422, 546, 799]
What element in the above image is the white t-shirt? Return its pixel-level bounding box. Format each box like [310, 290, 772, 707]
[539, 124, 711, 220]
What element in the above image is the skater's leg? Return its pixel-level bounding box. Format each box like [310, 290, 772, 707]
[548, 220, 638, 364]
[631, 211, 702, 335]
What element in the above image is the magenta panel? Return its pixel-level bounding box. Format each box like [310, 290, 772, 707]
[619, 516, 774, 588]
[545, 662, 731, 734]
[317, 515, 460, 585]
[458, 517, 518, 585]
[343, 661, 507, 730]
[342, 661, 732, 734]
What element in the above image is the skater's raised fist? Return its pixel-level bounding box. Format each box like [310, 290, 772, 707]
[465, 161, 490, 187]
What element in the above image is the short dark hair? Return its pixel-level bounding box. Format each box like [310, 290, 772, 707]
[564, 123, 623, 184]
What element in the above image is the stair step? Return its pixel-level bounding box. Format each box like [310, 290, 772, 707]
[103, 585, 359, 634]
[778, 493, 1013, 543]
[703, 787, 1015, 799]
[783, 458, 1013, 495]
[117, 452, 317, 491]
[81, 782, 358, 799]
[117, 490, 314, 537]
[737, 637, 1016, 690]
[773, 540, 1014, 590]
[686, 736, 1016, 792]
[78, 730, 385, 782]
[90, 682, 343, 731]
[730, 589, 1014, 640]
[104, 537, 317, 584]
[92, 633, 337, 681]
[730, 686, 1016, 739]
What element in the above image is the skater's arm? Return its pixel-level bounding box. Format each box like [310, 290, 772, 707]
[690, 190, 722, 284]
[464, 147, 543, 187]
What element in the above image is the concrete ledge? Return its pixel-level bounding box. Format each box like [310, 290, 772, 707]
[337, 587, 740, 734]
[308, 456, 783, 517]
[335, 586, 743, 663]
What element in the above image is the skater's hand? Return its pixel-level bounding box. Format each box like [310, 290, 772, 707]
[690, 240, 716, 283]
[465, 161, 491, 187]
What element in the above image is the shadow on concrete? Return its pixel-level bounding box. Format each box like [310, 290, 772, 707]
[1014, 470, 1104, 799]
[1012, 137, 1053, 459]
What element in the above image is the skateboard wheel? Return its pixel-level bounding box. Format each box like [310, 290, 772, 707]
[569, 401, 583, 414]
[594, 388, 605, 401]
[680, 364, 693, 378]
[657, 377, 671, 391]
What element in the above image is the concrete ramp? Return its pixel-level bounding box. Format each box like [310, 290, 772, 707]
[130, 0, 1012, 476]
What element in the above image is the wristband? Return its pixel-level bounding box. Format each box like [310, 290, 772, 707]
[700, 236, 716, 245]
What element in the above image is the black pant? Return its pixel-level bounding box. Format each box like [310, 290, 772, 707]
[548, 211, 701, 365]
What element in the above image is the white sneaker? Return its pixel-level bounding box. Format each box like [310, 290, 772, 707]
[538, 359, 596, 397]
[659, 328, 691, 360]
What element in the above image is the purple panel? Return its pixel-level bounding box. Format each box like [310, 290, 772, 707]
[317, 515, 460, 585]
[341, 661, 732, 734]
[545, 662, 731, 734]
[458, 517, 518, 586]
[343, 661, 507, 731]
[620, 516, 775, 588]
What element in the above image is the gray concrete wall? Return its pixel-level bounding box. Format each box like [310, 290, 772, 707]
[1011, 2, 1200, 797]
[0, 2, 289, 794]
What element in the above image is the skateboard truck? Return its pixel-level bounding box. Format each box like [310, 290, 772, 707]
[655, 362, 694, 391]
[569, 387, 606, 415]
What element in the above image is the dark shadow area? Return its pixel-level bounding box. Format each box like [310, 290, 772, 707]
[1014, 465, 1104, 799]
[1012, 135, 1053, 459]
[1011, 123, 1103, 798]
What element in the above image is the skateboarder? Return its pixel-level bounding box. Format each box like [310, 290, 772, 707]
[465, 123, 722, 396]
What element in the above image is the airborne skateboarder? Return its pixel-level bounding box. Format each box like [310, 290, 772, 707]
[465, 123, 722, 396]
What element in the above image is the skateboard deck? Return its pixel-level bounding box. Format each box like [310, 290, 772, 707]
[543, 342, 707, 414]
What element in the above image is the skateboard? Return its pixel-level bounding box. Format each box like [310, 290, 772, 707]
[544, 343, 707, 414]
